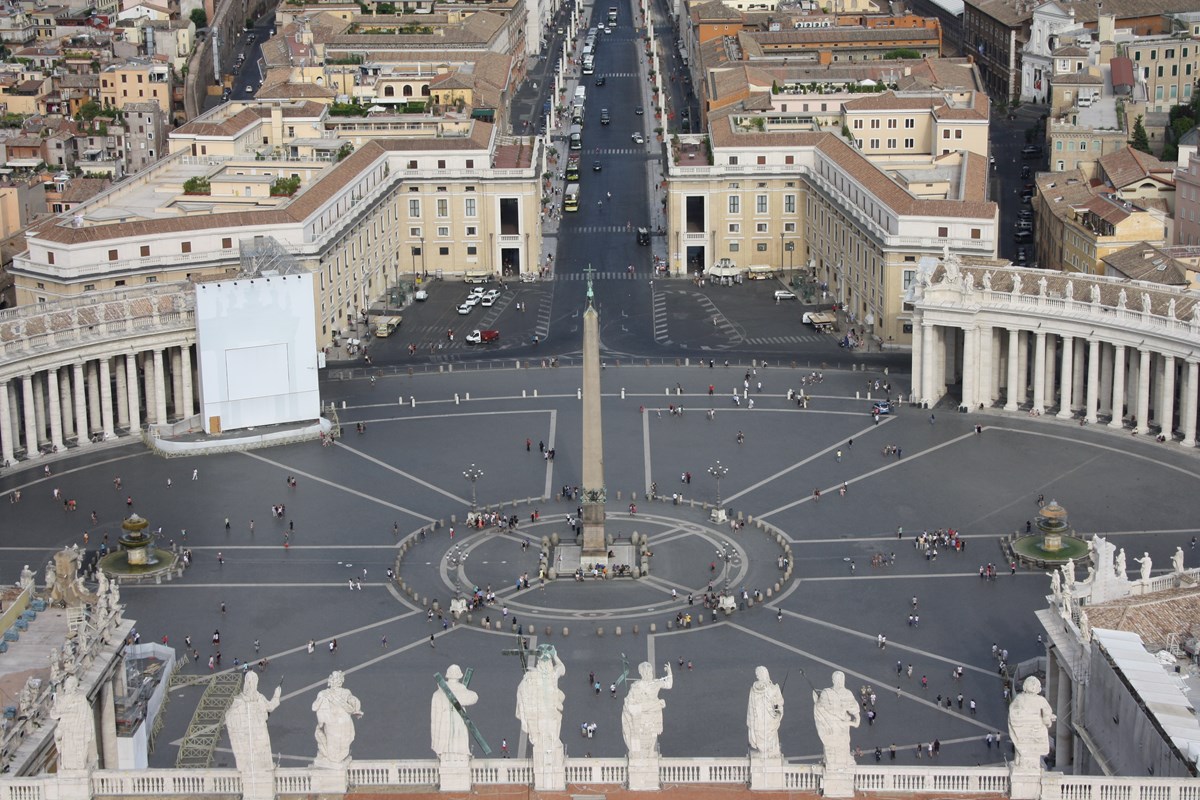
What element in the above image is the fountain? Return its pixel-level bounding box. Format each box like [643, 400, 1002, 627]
[1008, 500, 1089, 568]
[98, 514, 177, 579]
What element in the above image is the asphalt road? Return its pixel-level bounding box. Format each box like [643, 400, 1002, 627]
[989, 105, 1047, 265]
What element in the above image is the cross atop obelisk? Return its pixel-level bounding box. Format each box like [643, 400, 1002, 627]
[580, 264, 607, 563]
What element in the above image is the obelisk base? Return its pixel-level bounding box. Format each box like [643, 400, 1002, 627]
[581, 500, 607, 565]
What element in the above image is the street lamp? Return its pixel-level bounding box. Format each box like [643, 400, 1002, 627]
[463, 464, 484, 511]
[445, 544, 467, 595]
[716, 540, 739, 592]
[708, 461, 729, 510]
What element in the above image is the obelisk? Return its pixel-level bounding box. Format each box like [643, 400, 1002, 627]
[580, 267, 607, 562]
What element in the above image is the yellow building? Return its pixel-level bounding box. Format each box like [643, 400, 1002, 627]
[842, 90, 989, 161]
[99, 59, 173, 116]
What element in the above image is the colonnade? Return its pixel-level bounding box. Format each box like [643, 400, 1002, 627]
[0, 344, 197, 466]
[914, 324, 1200, 445]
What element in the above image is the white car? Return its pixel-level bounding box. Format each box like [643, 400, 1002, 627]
[464, 294, 481, 307]
[481, 290, 501, 306]
[414, 289, 429, 301]
[468, 286, 486, 297]
[631, 132, 644, 144]
[456, 303, 473, 315]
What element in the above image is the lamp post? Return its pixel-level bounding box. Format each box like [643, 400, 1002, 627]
[708, 461, 729, 522]
[445, 543, 467, 595]
[463, 464, 484, 511]
[716, 540, 739, 592]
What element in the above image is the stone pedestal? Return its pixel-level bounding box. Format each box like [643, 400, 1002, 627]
[1009, 768, 1043, 800]
[438, 753, 472, 792]
[711, 507, 728, 523]
[532, 746, 566, 792]
[310, 766, 349, 794]
[241, 771, 276, 800]
[53, 770, 93, 800]
[749, 753, 785, 790]
[718, 595, 737, 615]
[581, 501, 607, 563]
[821, 766, 855, 798]
[449, 597, 468, 619]
[627, 754, 660, 791]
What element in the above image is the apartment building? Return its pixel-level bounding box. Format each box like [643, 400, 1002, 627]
[99, 59, 172, 116]
[666, 103, 998, 344]
[842, 89, 989, 160]
[1176, 133, 1200, 246]
[1124, 34, 1199, 112]
[1034, 167, 1170, 274]
[124, 101, 167, 174]
[1045, 117, 1134, 176]
[10, 100, 541, 347]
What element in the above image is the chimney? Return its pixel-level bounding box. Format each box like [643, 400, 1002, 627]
[1097, 13, 1114, 41]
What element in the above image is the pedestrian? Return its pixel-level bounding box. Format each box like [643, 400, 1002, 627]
[329, 639, 337, 653]
[430, 634, 435, 648]
[610, 683, 617, 697]
[220, 602, 226, 614]
[501, 738, 509, 757]
[836, 449, 842, 462]
[217, 551, 224, 565]
[929, 413, 935, 424]
[254, 639, 260, 653]
[381, 636, 388, 648]
[969, 698, 977, 715]
[224, 517, 231, 530]
[307, 640, 315, 654]
[192, 469, 199, 480]
[166, 477, 172, 488]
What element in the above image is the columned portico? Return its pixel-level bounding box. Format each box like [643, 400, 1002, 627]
[152, 349, 168, 425]
[1085, 340, 1100, 424]
[99, 357, 115, 441]
[961, 326, 977, 410]
[0, 381, 14, 465]
[1032, 331, 1047, 414]
[126, 354, 141, 433]
[1005, 329, 1021, 411]
[1183, 360, 1199, 447]
[921, 322, 936, 407]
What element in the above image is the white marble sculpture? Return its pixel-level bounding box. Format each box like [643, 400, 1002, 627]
[1135, 552, 1152, 582]
[1012, 273, 1023, 295]
[1065, 280, 1074, 301]
[1008, 676, 1055, 771]
[17, 564, 34, 593]
[49, 647, 63, 686]
[621, 661, 673, 757]
[1117, 288, 1128, 309]
[51, 675, 97, 771]
[747, 666, 784, 757]
[1142, 292, 1152, 315]
[1079, 610, 1091, 642]
[1172, 547, 1185, 574]
[515, 646, 567, 788]
[225, 671, 281, 776]
[1050, 570, 1062, 605]
[1062, 558, 1076, 590]
[1037, 276, 1048, 296]
[1169, 298, 1177, 319]
[1115, 548, 1127, 579]
[431, 665, 478, 759]
[813, 670, 860, 769]
[982, 271, 992, 291]
[312, 671, 362, 769]
[1090, 284, 1101, 305]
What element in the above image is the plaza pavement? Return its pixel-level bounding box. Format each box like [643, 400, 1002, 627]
[1, 362, 1198, 769]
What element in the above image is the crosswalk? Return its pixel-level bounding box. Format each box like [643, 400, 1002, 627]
[555, 270, 648, 279]
[556, 225, 651, 234]
[744, 334, 828, 345]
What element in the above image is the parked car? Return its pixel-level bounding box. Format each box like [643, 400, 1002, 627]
[631, 132, 644, 144]
[593, 160, 602, 171]
[1014, 230, 1034, 243]
[480, 290, 501, 306]
[635, 106, 644, 115]
[456, 303, 473, 315]
[466, 329, 500, 344]
[414, 289, 429, 301]
[872, 401, 892, 415]
[1021, 145, 1043, 159]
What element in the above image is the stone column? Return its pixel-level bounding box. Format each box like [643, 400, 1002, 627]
[114, 358, 128, 430]
[0, 381, 14, 466]
[1054, 661, 1074, 771]
[86, 361, 101, 435]
[46, 368, 64, 452]
[1182, 360, 1199, 447]
[978, 325, 994, 407]
[1160, 355, 1176, 438]
[126, 353, 141, 433]
[100, 678, 118, 768]
[1016, 332, 1029, 407]
[1109, 345, 1126, 429]
[1085, 340, 1101, 424]
[99, 357, 115, 440]
[910, 320, 924, 405]
[59, 367, 75, 441]
[169, 348, 183, 421]
[32, 375, 48, 449]
[1056, 335, 1075, 419]
[1032, 331, 1047, 414]
[1044, 336, 1057, 413]
[21, 375, 39, 459]
[180, 345, 194, 420]
[1136, 348, 1151, 435]
[991, 328, 1003, 403]
[153, 349, 168, 425]
[1099, 343, 1114, 417]
[1004, 329, 1020, 411]
[1072, 338, 1086, 412]
[921, 322, 936, 407]
[73, 363, 89, 445]
[961, 326, 977, 410]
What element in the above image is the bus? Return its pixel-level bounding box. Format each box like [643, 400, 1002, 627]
[374, 315, 402, 337]
[582, 54, 594, 74]
[569, 124, 582, 150]
[564, 183, 580, 212]
[566, 154, 581, 181]
[608, 6, 618, 22]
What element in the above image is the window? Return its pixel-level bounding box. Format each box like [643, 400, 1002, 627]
[887, 138, 897, 149]
[84, 283, 95, 291]
[784, 222, 795, 233]
[108, 249, 118, 261]
[905, 119, 915, 129]
[466, 159, 474, 168]
[146, 276, 157, 283]
[971, 228, 981, 239]
[36, 281, 45, 288]
[1079, 141, 1087, 151]
[870, 119, 880, 129]
[407, 160, 418, 169]
[410, 227, 421, 237]
[467, 246, 477, 255]
[887, 119, 897, 129]
[785, 155, 794, 165]
[437, 226, 450, 237]
[222, 238, 232, 249]
[757, 156, 766, 165]
[902, 269, 917, 290]
[938, 226, 948, 237]
[942, 129, 951, 139]
[729, 196, 740, 214]
[784, 195, 796, 213]
[466, 226, 477, 236]
[181, 242, 191, 253]
[728, 223, 741, 233]
[409, 199, 421, 218]
[904, 138, 915, 148]
[729, 156, 739, 165]
[114, 279, 125, 286]
[756, 223, 768, 233]
[729, 243, 740, 252]
[437, 198, 448, 217]
[853, 119, 863, 129]
[954, 129, 963, 139]
[756, 195, 767, 214]
[465, 198, 476, 216]
[437, 160, 446, 170]
[869, 139, 880, 148]
[439, 246, 449, 256]
[140, 245, 150, 257]
[756, 243, 767, 252]
[45, 254, 53, 265]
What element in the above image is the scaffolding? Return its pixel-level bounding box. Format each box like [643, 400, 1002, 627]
[173, 672, 244, 769]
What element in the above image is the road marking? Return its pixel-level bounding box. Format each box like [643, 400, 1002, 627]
[333, 444, 468, 507]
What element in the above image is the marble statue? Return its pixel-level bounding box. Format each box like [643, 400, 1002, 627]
[1059, 593, 1073, 621]
[515, 646, 566, 773]
[49, 647, 63, 686]
[982, 271, 992, 291]
[431, 665, 478, 759]
[1079, 610, 1091, 642]
[1090, 284, 1101, 305]
[18, 678, 35, 715]
[1050, 570, 1062, 604]
[51, 675, 97, 771]
[1012, 273, 1023, 295]
[963, 272, 975, 293]
[1117, 288, 1128, 309]
[17, 564, 34, 593]
[1193, 302, 1200, 323]
[312, 671, 362, 768]
[1168, 298, 1177, 319]
[1062, 558, 1076, 590]
[1135, 552, 1152, 582]
[942, 254, 961, 284]
[813, 670, 860, 769]
[225, 671, 282, 776]
[621, 662, 673, 757]
[1172, 547, 1185, 574]
[1037, 276, 1048, 296]
[1065, 280, 1074, 301]
[44, 561, 56, 593]
[1007, 676, 1055, 771]
[1115, 548, 1127, 579]
[1142, 292, 1152, 315]
[746, 666, 785, 757]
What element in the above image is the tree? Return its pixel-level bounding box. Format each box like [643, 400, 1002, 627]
[882, 48, 921, 59]
[1129, 115, 1151, 154]
[189, 8, 207, 28]
[270, 176, 302, 196]
[182, 176, 211, 194]
[75, 100, 102, 121]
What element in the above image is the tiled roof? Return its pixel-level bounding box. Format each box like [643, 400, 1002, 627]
[1101, 242, 1190, 285]
[691, 0, 743, 21]
[60, 177, 110, 203]
[1097, 146, 1174, 190]
[842, 91, 987, 122]
[1051, 44, 1088, 56]
[1055, 70, 1103, 85]
[258, 81, 337, 99]
[748, 26, 938, 45]
[1086, 586, 1200, 650]
[962, 0, 1031, 29]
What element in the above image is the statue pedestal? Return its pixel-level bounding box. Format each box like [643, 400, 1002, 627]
[449, 597, 468, 619]
[627, 754, 660, 791]
[581, 501, 607, 563]
[532, 746, 566, 792]
[310, 765, 349, 794]
[821, 766, 855, 798]
[718, 595, 737, 615]
[1009, 767, 1044, 800]
[710, 507, 727, 523]
[438, 754, 472, 792]
[54, 770, 93, 800]
[749, 753, 785, 790]
[240, 771, 276, 800]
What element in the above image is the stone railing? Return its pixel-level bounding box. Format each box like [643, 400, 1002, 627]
[854, 765, 1009, 793]
[1045, 775, 1200, 800]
